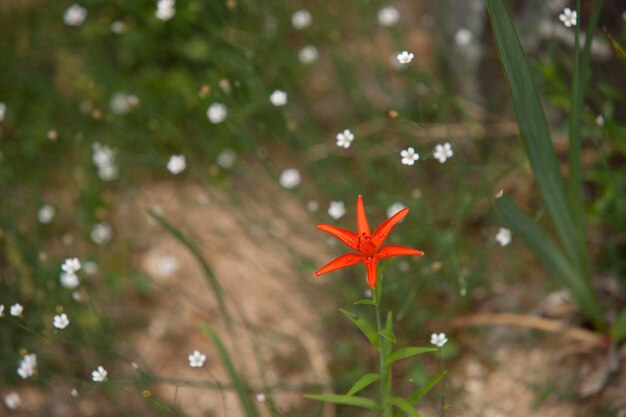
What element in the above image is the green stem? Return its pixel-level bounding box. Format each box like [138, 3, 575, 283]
[373, 283, 392, 417]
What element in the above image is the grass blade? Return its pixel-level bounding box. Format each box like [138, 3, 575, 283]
[486, 0, 584, 270]
[149, 209, 231, 324]
[495, 196, 603, 327]
[388, 397, 423, 417]
[345, 373, 380, 396]
[200, 323, 258, 417]
[304, 394, 380, 410]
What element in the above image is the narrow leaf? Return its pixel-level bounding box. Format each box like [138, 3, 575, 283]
[487, 0, 583, 270]
[200, 323, 258, 417]
[345, 373, 380, 396]
[304, 394, 380, 410]
[385, 347, 437, 366]
[495, 196, 602, 327]
[407, 370, 447, 404]
[354, 299, 377, 305]
[149, 210, 231, 324]
[378, 310, 396, 345]
[339, 309, 379, 349]
[388, 397, 422, 417]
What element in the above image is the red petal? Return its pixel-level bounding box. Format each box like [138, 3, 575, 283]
[372, 208, 409, 247]
[365, 259, 377, 288]
[316, 224, 358, 251]
[377, 244, 424, 259]
[315, 253, 364, 276]
[356, 195, 371, 235]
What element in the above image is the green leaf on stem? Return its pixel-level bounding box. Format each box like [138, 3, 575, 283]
[345, 373, 380, 396]
[378, 311, 396, 344]
[339, 308, 380, 349]
[388, 397, 423, 417]
[354, 299, 377, 305]
[385, 347, 438, 366]
[304, 394, 380, 410]
[407, 370, 447, 404]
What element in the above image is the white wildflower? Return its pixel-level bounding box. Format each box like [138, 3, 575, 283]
[400, 147, 419, 165]
[328, 201, 345, 220]
[92, 143, 118, 182]
[156, 0, 175, 21]
[91, 366, 108, 382]
[595, 114, 604, 127]
[216, 149, 237, 169]
[291, 9, 312, 29]
[110, 92, 139, 115]
[38, 204, 56, 224]
[157, 255, 178, 278]
[279, 168, 301, 189]
[60, 272, 80, 289]
[17, 354, 37, 379]
[378, 6, 400, 27]
[0, 102, 6, 122]
[110, 20, 126, 33]
[188, 350, 206, 368]
[495, 227, 512, 246]
[397, 51, 414, 64]
[454, 28, 472, 46]
[4, 392, 21, 410]
[298, 45, 319, 63]
[336, 129, 355, 149]
[256, 393, 266, 402]
[10, 304, 23, 317]
[269, 90, 288, 107]
[53, 313, 70, 330]
[64, 4, 87, 26]
[430, 332, 448, 347]
[433, 142, 453, 163]
[91, 222, 113, 245]
[386, 202, 406, 218]
[207, 103, 227, 124]
[167, 155, 186, 175]
[559, 7, 577, 27]
[0, 304, 4, 317]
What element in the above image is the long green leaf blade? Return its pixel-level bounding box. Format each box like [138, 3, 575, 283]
[407, 370, 447, 404]
[388, 397, 422, 417]
[339, 309, 380, 349]
[200, 323, 258, 417]
[345, 373, 380, 396]
[385, 347, 437, 366]
[304, 394, 380, 410]
[495, 196, 602, 326]
[149, 209, 231, 324]
[487, 0, 583, 269]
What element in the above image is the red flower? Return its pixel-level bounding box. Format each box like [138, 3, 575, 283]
[315, 195, 424, 288]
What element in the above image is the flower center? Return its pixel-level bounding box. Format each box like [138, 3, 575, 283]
[357, 234, 377, 257]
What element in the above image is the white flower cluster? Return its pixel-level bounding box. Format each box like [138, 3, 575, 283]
[53, 313, 70, 330]
[495, 227, 512, 246]
[298, 45, 319, 64]
[92, 366, 108, 382]
[61, 257, 81, 289]
[386, 202, 406, 219]
[64, 4, 87, 26]
[38, 204, 56, 224]
[378, 6, 400, 27]
[9, 303, 23, 317]
[4, 392, 20, 410]
[92, 143, 118, 181]
[109, 92, 139, 115]
[397, 51, 414, 64]
[291, 9, 312, 30]
[156, 0, 175, 21]
[328, 201, 345, 220]
[91, 222, 113, 245]
[207, 103, 227, 124]
[270, 90, 288, 107]
[17, 353, 37, 379]
[279, 168, 301, 189]
[167, 155, 186, 174]
[0, 102, 6, 122]
[433, 142, 453, 163]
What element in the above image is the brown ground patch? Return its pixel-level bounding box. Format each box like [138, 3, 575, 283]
[111, 175, 336, 417]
